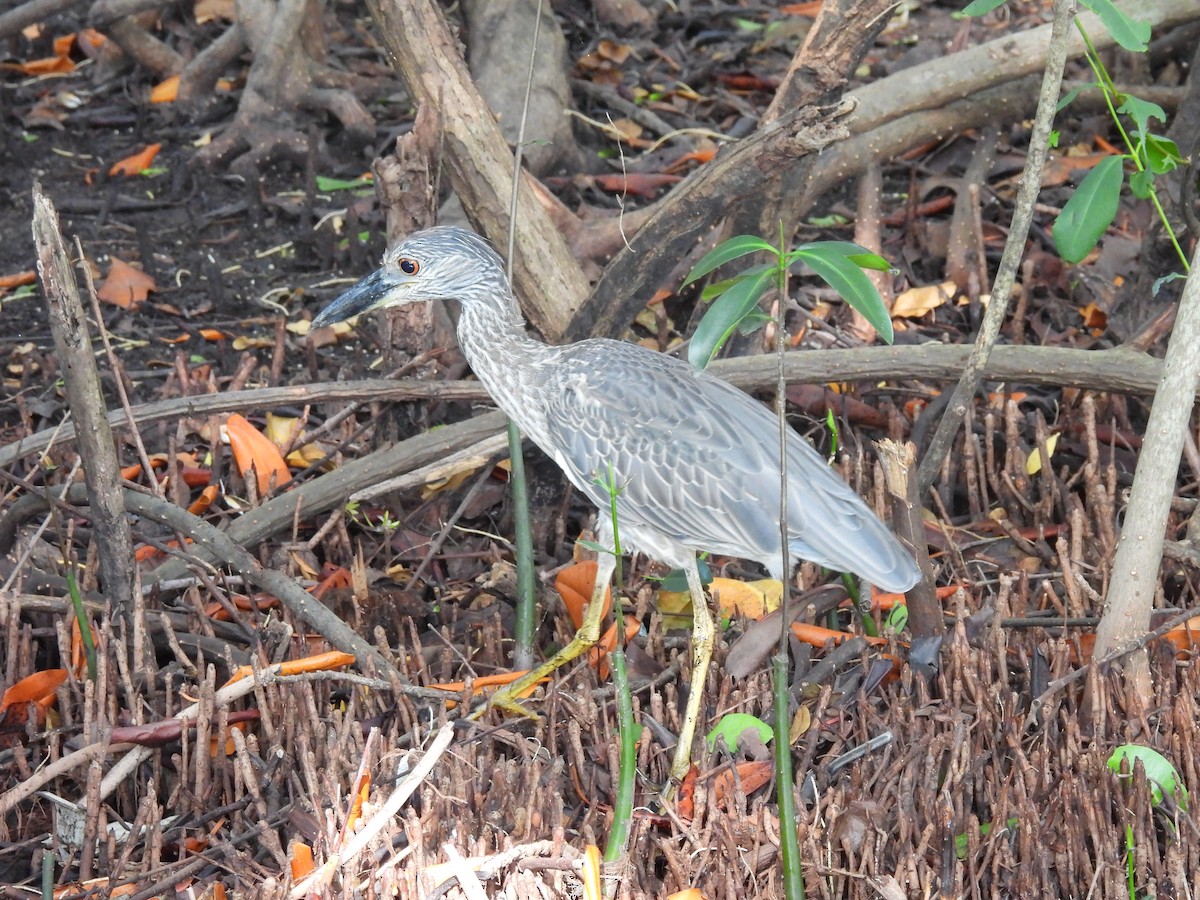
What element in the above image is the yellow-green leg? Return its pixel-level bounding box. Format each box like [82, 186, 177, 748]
[468, 550, 618, 720]
[668, 555, 714, 784]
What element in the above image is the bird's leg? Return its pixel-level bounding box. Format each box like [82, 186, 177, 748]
[469, 548, 618, 720]
[668, 555, 715, 785]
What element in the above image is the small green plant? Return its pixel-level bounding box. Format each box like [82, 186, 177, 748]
[590, 464, 640, 867]
[965, 0, 1188, 283]
[824, 408, 840, 462]
[1107, 744, 1188, 809]
[66, 571, 97, 682]
[707, 712, 773, 753]
[682, 235, 896, 370]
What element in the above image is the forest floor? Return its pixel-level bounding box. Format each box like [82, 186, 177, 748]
[2, 0, 1199, 897]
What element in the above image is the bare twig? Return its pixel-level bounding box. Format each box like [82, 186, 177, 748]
[915, 0, 1077, 493]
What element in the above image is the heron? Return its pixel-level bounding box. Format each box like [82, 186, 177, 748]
[312, 225, 921, 783]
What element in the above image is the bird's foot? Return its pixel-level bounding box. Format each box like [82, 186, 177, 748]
[468, 673, 547, 721]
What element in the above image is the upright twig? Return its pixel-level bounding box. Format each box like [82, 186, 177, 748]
[31, 184, 135, 623]
[915, 0, 1077, 494]
[1094, 241, 1200, 697]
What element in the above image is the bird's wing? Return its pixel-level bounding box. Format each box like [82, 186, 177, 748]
[538, 340, 917, 589]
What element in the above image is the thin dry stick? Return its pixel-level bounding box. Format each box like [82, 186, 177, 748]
[915, 0, 1078, 494]
[78, 236, 164, 501]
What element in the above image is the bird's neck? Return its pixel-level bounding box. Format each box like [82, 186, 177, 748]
[454, 295, 556, 443]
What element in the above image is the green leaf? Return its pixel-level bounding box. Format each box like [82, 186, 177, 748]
[1152, 272, 1185, 296]
[885, 602, 909, 633]
[659, 558, 713, 592]
[1117, 96, 1166, 137]
[1143, 133, 1181, 175]
[954, 818, 1018, 859]
[699, 264, 772, 302]
[962, 0, 1007, 15]
[1078, 0, 1151, 51]
[1053, 155, 1124, 264]
[706, 713, 773, 752]
[315, 175, 374, 192]
[1128, 169, 1154, 200]
[846, 250, 893, 272]
[1108, 745, 1189, 808]
[688, 266, 774, 369]
[1055, 84, 1088, 113]
[682, 235, 778, 287]
[807, 213, 849, 228]
[789, 242, 895, 343]
[736, 308, 773, 335]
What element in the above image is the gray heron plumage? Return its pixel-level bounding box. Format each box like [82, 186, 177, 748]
[312, 225, 921, 782]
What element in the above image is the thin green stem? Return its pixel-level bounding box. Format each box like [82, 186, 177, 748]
[1076, 20, 1190, 274]
[774, 654, 805, 898]
[507, 420, 537, 671]
[597, 463, 635, 881]
[603, 649, 637, 867]
[66, 570, 96, 682]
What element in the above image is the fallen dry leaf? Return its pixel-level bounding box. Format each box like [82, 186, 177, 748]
[891, 281, 955, 318]
[97, 258, 156, 309]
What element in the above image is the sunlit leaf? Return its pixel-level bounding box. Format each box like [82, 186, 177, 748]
[1108, 745, 1188, 808]
[1025, 434, 1058, 475]
[891, 281, 955, 318]
[706, 712, 772, 751]
[789, 241, 895, 343]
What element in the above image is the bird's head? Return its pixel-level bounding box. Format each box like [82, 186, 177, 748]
[310, 226, 507, 328]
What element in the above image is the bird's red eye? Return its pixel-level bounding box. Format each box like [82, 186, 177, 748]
[398, 258, 419, 276]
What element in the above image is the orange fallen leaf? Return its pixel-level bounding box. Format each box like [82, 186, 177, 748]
[1042, 151, 1114, 188]
[428, 670, 547, 708]
[226, 413, 291, 495]
[712, 760, 773, 807]
[224, 650, 356, 686]
[589, 615, 641, 679]
[341, 770, 370, 840]
[675, 763, 699, 821]
[780, 0, 823, 14]
[593, 172, 682, 198]
[290, 842, 315, 880]
[556, 560, 613, 628]
[0, 669, 68, 712]
[150, 75, 179, 103]
[97, 258, 156, 309]
[664, 147, 717, 173]
[0, 270, 37, 290]
[76, 28, 106, 55]
[13, 49, 74, 75]
[109, 143, 161, 176]
[187, 483, 219, 516]
[313, 565, 352, 599]
[70, 617, 97, 679]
